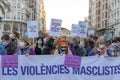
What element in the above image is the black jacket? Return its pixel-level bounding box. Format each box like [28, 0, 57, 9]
[5, 39, 17, 55]
[35, 46, 42, 55]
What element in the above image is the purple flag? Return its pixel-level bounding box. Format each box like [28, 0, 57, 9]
[2, 55, 18, 68]
[64, 55, 81, 68]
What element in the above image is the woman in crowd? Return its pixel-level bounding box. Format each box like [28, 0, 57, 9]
[70, 37, 87, 56]
[5, 30, 20, 55]
[88, 37, 112, 57]
[69, 38, 76, 55]
[22, 40, 31, 55]
[0, 34, 10, 55]
[54, 40, 72, 55]
[42, 37, 55, 55]
[15, 39, 31, 55]
[35, 37, 44, 55]
[84, 39, 91, 55]
[15, 39, 25, 55]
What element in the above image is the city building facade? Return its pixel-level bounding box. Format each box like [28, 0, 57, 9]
[89, 0, 96, 30]
[36, 0, 46, 32]
[108, 0, 120, 37]
[60, 28, 71, 37]
[89, 0, 108, 36]
[2, 0, 32, 36]
[0, 0, 46, 38]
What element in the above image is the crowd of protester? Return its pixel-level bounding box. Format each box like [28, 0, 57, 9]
[0, 30, 120, 57]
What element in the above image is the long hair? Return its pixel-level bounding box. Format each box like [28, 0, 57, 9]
[36, 37, 44, 47]
[56, 40, 69, 54]
[93, 38, 106, 54]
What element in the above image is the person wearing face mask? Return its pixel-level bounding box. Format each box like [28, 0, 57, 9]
[69, 38, 87, 56]
[54, 40, 72, 55]
[69, 39, 76, 55]
[5, 31, 20, 55]
[0, 34, 10, 55]
[42, 37, 55, 55]
[15, 39, 25, 55]
[35, 37, 44, 55]
[109, 37, 120, 57]
[88, 37, 112, 57]
[22, 40, 31, 55]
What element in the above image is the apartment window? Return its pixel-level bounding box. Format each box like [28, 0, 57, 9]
[114, 12, 116, 17]
[14, 16, 16, 19]
[96, 10, 97, 15]
[117, 10, 119, 16]
[14, 12, 16, 19]
[102, 21, 104, 27]
[105, 12, 107, 18]
[105, 20, 107, 27]
[103, 5, 104, 10]
[102, 13, 104, 19]
[98, 2, 100, 7]
[98, 9, 100, 15]
[112, 14, 113, 18]
[17, 12, 20, 20]
[96, 3, 97, 8]
[106, 3, 108, 10]
[14, 2, 16, 8]
[96, 17, 97, 22]
[6, 11, 10, 19]
[98, 24, 100, 28]
[17, 3, 21, 8]
[115, 0, 117, 5]
[21, 13, 24, 20]
[112, 2, 114, 7]
[98, 16, 100, 22]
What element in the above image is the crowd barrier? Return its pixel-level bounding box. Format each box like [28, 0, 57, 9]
[0, 55, 120, 80]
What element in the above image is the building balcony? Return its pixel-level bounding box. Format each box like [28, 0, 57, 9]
[97, 26, 106, 31]
[3, 18, 27, 24]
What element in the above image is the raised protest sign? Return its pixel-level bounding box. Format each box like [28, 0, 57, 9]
[27, 21, 38, 38]
[0, 55, 120, 80]
[49, 19, 62, 36]
[88, 30, 95, 36]
[71, 24, 78, 36]
[77, 21, 88, 38]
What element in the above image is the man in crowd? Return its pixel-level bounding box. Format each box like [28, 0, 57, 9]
[109, 37, 120, 57]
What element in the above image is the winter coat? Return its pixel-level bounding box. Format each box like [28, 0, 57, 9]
[5, 39, 17, 55]
[16, 46, 33, 55]
[84, 45, 92, 55]
[69, 43, 76, 55]
[74, 45, 87, 56]
[41, 46, 51, 55]
[88, 49, 112, 57]
[0, 45, 7, 55]
[35, 46, 42, 55]
[109, 43, 120, 57]
[29, 48, 35, 55]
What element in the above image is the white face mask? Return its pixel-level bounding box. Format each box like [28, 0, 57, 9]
[99, 44, 105, 49]
[9, 34, 14, 38]
[19, 42, 25, 47]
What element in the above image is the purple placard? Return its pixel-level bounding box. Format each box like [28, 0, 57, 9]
[64, 55, 81, 68]
[2, 55, 18, 68]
